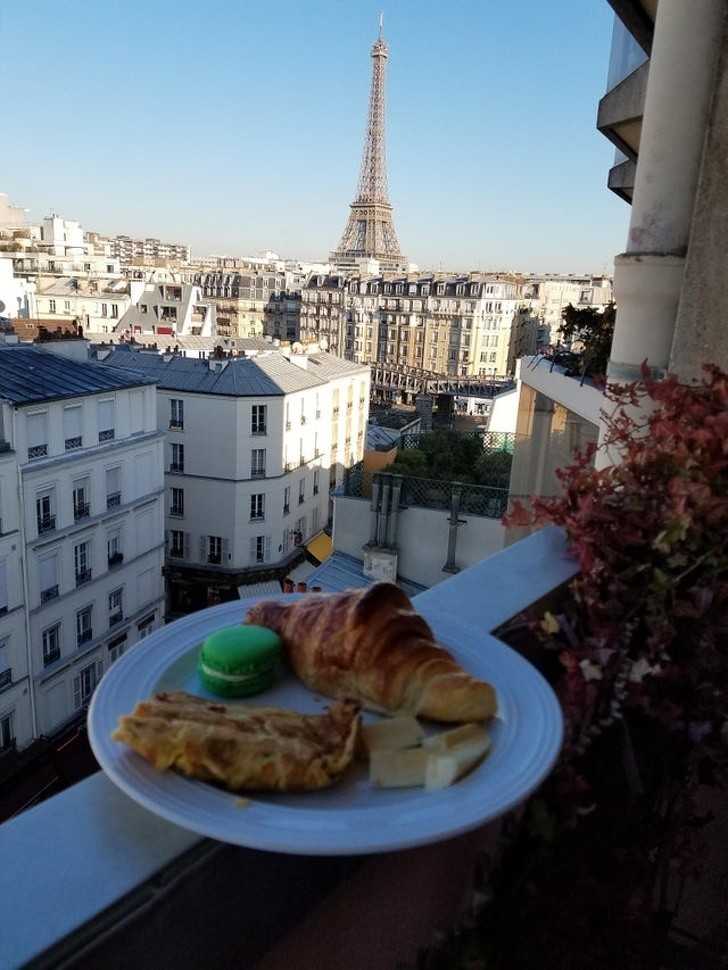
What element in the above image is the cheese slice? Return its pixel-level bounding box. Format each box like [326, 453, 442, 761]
[369, 747, 430, 788]
[361, 715, 424, 753]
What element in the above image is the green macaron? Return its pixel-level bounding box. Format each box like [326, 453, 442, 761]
[197, 624, 282, 698]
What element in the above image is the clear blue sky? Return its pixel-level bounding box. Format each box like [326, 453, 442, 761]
[1, 0, 628, 274]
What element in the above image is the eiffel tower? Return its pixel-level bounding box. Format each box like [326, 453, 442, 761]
[331, 18, 405, 269]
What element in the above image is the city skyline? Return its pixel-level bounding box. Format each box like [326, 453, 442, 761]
[1, 0, 627, 275]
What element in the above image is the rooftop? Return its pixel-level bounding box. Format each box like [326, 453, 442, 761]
[0, 343, 154, 405]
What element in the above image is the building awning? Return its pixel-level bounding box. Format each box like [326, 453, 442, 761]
[306, 532, 332, 564]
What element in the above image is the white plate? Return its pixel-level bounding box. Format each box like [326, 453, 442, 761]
[88, 597, 563, 855]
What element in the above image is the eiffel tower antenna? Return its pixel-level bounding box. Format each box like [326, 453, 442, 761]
[331, 19, 405, 269]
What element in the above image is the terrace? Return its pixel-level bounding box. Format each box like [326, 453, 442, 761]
[3, 0, 728, 966]
[1, 527, 580, 968]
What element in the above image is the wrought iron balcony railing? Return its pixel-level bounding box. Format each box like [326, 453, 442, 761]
[75, 569, 92, 587]
[74, 503, 90, 521]
[37, 514, 56, 534]
[65, 436, 82, 451]
[40, 585, 59, 604]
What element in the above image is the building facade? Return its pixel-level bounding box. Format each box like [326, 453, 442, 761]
[95, 345, 370, 615]
[300, 273, 539, 378]
[0, 339, 165, 749]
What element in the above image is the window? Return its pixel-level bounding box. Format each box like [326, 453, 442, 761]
[0, 711, 14, 753]
[250, 493, 265, 521]
[0, 638, 9, 689]
[170, 487, 184, 517]
[108, 634, 127, 663]
[251, 404, 267, 436]
[300, 399, 306, 425]
[169, 530, 185, 558]
[0, 562, 6, 615]
[42, 624, 61, 666]
[101, 303, 108, 318]
[74, 540, 92, 586]
[170, 399, 184, 430]
[207, 536, 222, 565]
[283, 486, 290, 516]
[313, 469, 320, 496]
[171, 443, 185, 472]
[111, 304, 119, 319]
[73, 479, 90, 521]
[250, 535, 270, 565]
[137, 614, 155, 640]
[27, 411, 48, 460]
[107, 528, 123, 567]
[251, 448, 266, 478]
[285, 402, 291, 431]
[76, 605, 93, 645]
[109, 588, 123, 627]
[106, 466, 121, 508]
[49, 299, 56, 313]
[38, 555, 58, 603]
[63, 405, 82, 451]
[298, 478, 305, 505]
[97, 399, 115, 442]
[73, 659, 102, 710]
[36, 488, 56, 535]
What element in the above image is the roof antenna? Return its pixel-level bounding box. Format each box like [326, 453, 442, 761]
[379, 12, 384, 38]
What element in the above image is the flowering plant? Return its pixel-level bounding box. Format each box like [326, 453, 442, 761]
[415, 365, 727, 968]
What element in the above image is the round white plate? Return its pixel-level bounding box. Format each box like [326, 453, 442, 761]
[88, 597, 563, 855]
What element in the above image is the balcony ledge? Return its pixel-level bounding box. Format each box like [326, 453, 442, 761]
[0, 527, 577, 968]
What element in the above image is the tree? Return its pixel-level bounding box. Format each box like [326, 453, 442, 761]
[558, 302, 616, 379]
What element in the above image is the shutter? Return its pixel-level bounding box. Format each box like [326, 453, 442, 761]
[27, 412, 46, 447]
[38, 556, 57, 590]
[63, 406, 82, 439]
[98, 399, 114, 432]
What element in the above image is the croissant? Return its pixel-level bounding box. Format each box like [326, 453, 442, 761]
[244, 583, 496, 723]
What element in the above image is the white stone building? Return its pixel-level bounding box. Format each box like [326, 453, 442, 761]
[0, 338, 165, 748]
[94, 344, 370, 615]
[115, 280, 215, 340]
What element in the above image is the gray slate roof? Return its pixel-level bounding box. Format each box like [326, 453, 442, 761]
[0, 344, 154, 405]
[302, 551, 427, 598]
[96, 347, 366, 397]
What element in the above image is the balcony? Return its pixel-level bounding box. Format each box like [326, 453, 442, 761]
[75, 569, 92, 587]
[108, 613, 123, 628]
[74, 503, 90, 522]
[207, 554, 221, 565]
[65, 437, 82, 451]
[106, 493, 121, 509]
[98, 429, 115, 443]
[250, 468, 266, 479]
[0, 528, 586, 968]
[37, 514, 56, 535]
[169, 507, 184, 518]
[0, 668, 11, 691]
[169, 463, 184, 473]
[168, 421, 184, 432]
[77, 629, 93, 646]
[28, 444, 48, 461]
[40, 585, 59, 604]
[108, 552, 124, 568]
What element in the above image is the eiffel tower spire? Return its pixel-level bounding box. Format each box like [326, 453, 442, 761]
[331, 19, 405, 269]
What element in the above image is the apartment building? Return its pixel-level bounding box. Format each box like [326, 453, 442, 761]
[506, 0, 728, 534]
[94, 344, 370, 615]
[31, 277, 130, 334]
[116, 280, 215, 339]
[300, 273, 539, 378]
[86, 233, 191, 267]
[524, 276, 614, 345]
[187, 269, 286, 339]
[0, 339, 165, 750]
